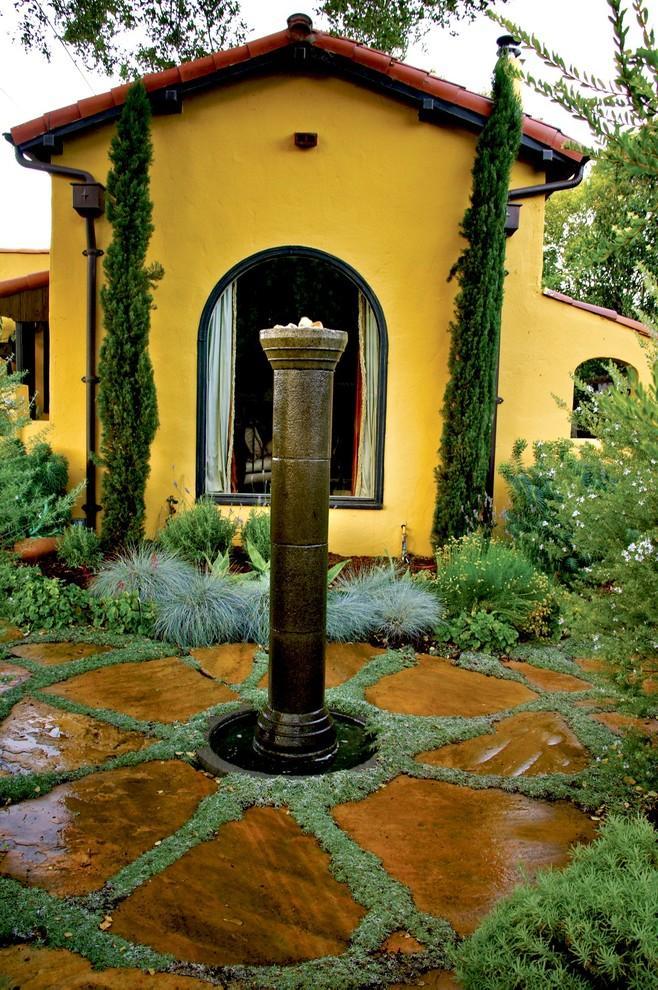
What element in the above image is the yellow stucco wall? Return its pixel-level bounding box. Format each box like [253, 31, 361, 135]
[42, 73, 649, 555]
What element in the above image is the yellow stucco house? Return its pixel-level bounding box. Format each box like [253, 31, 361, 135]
[3, 14, 650, 556]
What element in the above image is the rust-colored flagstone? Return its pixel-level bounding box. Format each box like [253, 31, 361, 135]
[0, 659, 30, 695]
[593, 711, 658, 736]
[574, 657, 606, 674]
[0, 698, 150, 776]
[0, 624, 22, 643]
[0, 946, 212, 989]
[503, 660, 590, 693]
[111, 806, 365, 966]
[259, 642, 386, 691]
[416, 712, 590, 776]
[383, 931, 425, 954]
[44, 657, 238, 723]
[366, 655, 537, 717]
[333, 776, 596, 934]
[189, 643, 258, 684]
[0, 761, 215, 895]
[11, 642, 112, 665]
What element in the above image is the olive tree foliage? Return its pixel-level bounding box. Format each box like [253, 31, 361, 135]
[9, 0, 247, 77]
[318, 0, 507, 57]
[493, 1, 657, 255]
[6, 0, 506, 76]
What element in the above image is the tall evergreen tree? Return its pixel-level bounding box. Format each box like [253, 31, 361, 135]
[99, 81, 159, 547]
[432, 51, 522, 545]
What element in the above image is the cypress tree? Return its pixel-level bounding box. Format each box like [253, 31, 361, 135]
[432, 51, 522, 546]
[98, 81, 159, 547]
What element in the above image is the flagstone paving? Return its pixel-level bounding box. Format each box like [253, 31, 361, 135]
[0, 636, 646, 989]
[416, 711, 590, 777]
[366, 654, 537, 716]
[0, 761, 215, 895]
[43, 656, 238, 722]
[0, 697, 152, 775]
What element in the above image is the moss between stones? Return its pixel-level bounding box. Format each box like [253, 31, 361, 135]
[0, 636, 655, 988]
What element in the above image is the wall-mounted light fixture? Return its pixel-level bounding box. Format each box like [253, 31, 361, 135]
[505, 202, 522, 236]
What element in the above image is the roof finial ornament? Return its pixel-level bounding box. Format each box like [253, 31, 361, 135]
[287, 12, 314, 37]
[496, 34, 521, 58]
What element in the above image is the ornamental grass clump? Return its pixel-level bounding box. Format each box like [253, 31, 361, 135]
[455, 816, 658, 990]
[433, 533, 557, 640]
[235, 575, 270, 644]
[91, 545, 195, 603]
[157, 499, 238, 566]
[154, 571, 243, 647]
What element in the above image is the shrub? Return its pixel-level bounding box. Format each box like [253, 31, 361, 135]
[0, 557, 154, 635]
[154, 571, 243, 647]
[583, 730, 658, 821]
[91, 545, 196, 603]
[157, 499, 238, 566]
[57, 525, 103, 570]
[241, 510, 270, 563]
[433, 533, 557, 638]
[436, 611, 519, 654]
[455, 816, 658, 990]
[499, 438, 608, 584]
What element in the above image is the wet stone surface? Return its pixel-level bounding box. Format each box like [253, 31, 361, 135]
[390, 973, 462, 990]
[10, 642, 113, 665]
[0, 761, 216, 895]
[189, 642, 258, 684]
[593, 711, 658, 736]
[111, 806, 366, 966]
[0, 946, 212, 989]
[0, 625, 23, 643]
[382, 931, 425, 954]
[417, 711, 590, 777]
[0, 697, 151, 776]
[0, 659, 30, 695]
[333, 775, 597, 934]
[259, 641, 386, 691]
[366, 655, 537, 717]
[44, 656, 238, 723]
[503, 660, 591, 693]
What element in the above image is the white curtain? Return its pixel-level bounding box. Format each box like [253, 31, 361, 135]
[205, 283, 236, 493]
[354, 293, 379, 498]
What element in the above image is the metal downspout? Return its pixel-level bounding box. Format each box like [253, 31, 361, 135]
[11, 144, 104, 530]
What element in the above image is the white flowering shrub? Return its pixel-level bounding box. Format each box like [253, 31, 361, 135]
[566, 350, 658, 692]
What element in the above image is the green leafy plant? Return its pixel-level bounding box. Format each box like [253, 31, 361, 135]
[57, 525, 103, 570]
[241, 510, 270, 563]
[499, 438, 609, 584]
[157, 500, 238, 567]
[432, 49, 522, 543]
[583, 730, 658, 822]
[437, 610, 519, 654]
[455, 815, 658, 989]
[98, 80, 160, 548]
[432, 533, 558, 638]
[91, 545, 196, 603]
[0, 366, 83, 544]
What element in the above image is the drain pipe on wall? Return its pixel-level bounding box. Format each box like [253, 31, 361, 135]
[486, 157, 588, 508]
[10, 144, 105, 531]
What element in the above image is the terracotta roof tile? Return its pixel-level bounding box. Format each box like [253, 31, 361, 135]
[0, 270, 49, 299]
[543, 289, 651, 338]
[9, 23, 586, 166]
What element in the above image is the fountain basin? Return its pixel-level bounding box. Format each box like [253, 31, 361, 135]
[198, 708, 377, 778]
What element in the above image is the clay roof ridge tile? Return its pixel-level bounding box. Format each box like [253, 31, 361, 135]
[543, 288, 650, 337]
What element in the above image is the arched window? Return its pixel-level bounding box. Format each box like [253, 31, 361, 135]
[571, 357, 636, 439]
[197, 247, 387, 507]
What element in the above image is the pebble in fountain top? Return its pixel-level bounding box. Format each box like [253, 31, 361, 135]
[271, 316, 324, 329]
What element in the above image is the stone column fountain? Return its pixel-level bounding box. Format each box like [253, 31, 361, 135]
[253, 321, 347, 769]
[198, 319, 374, 778]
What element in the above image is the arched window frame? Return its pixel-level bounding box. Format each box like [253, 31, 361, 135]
[196, 246, 388, 509]
[571, 356, 637, 439]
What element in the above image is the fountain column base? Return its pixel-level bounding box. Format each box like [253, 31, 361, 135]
[253, 705, 337, 768]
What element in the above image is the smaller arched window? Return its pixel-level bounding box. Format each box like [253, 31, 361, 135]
[571, 357, 636, 438]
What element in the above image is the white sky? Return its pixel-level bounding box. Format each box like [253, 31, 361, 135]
[0, 0, 621, 249]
